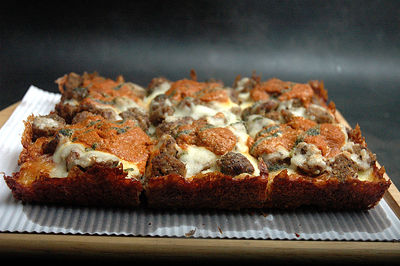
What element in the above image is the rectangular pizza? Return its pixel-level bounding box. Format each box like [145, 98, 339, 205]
[3, 71, 391, 210]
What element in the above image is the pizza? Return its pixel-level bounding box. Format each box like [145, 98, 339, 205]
[3, 71, 391, 210]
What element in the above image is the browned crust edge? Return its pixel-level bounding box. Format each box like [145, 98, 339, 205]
[4, 164, 143, 208]
[144, 173, 269, 210]
[266, 167, 391, 210]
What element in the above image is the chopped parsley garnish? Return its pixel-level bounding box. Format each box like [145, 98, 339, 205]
[94, 98, 116, 105]
[175, 129, 193, 138]
[198, 124, 215, 131]
[306, 127, 320, 136]
[294, 136, 304, 147]
[85, 143, 98, 152]
[268, 164, 287, 172]
[59, 128, 73, 137]
[256, 125, 280, 138]
[113, 83, 124, 90]
[87, 119, 102, 127]
[111, 126, 131, 134]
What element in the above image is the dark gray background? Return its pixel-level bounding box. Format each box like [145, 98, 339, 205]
[1, 0, 399, 187]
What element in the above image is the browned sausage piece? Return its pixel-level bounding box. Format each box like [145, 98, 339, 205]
[149, 94, 174, 125]
[120, 107, 150, 131]
[32, 113, 66, 140]
[329, 153, 357, 181]
[217, 152, 255, 176]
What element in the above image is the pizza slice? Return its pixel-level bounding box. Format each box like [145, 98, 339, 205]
[144, 75, 269, 210]
[235, 75, 391, 210]
[54, 72, 150, 132]
[5, 112, 152, 207]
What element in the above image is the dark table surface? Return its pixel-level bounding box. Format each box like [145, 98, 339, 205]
[1, 1, 399, 188]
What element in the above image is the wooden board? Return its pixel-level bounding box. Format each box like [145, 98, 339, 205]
[0, 102, 399, 262]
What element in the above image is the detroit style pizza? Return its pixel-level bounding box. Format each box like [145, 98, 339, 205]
[4, 71, 391, 210]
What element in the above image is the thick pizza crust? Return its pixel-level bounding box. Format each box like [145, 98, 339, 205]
[145, 173, 268, 210]
[5, 163, 143, 207]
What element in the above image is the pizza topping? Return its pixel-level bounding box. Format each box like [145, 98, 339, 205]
[306, 104, 335, 123]
[149, 94, 174, 125]
[291, 142, 327, 176]
[278, 83, 314, 107]
[309, 124, 346, 157]
[197, 87, 229, 103]
[197, 127, 237, 155]
[329, 153, 358, 181]
[167, 79, 225, 101]
[276, 99, 307, 120]
[120, 107, 151, 132]
[286, 117, 317, 131]
[50, 73, 379, 183]
[145, 78, 171, 106]
[217, 152, 255, 176]
[56, 72, 147, 124]
[341, 141, 376, 171]
[250, 78, 291, 101]
[233, 76, 258, 94]
[250, 125, 300, 157]
[178, 145, 218, 178]
[32, 113, 66, 140]
[51, 116, 152, 175]
[245, 115, 276, 138]
[149, 135, 186, 177]
[261, 145, 291, 170]
[167, 99, 240, 127]
[241, 100, 279, 120]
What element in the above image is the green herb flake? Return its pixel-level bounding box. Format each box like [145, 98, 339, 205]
[198, 124, 215, 131]
[306, 127, 320, 136]
[87, 119, 102, 127]
[268, 164, 287, 172]
[84, 143, 98, 152]
[111, 126, 131, 134]
[59, 128, 73, 137]
[175, 129, 193, 138]
[294, 136, 304, 147]
[113, 83, 124, 90]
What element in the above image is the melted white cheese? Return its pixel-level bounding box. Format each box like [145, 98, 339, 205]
[166, 98, 240, 127]
[261, 145, 290, 165]
[291, 142, 327, 175]
[63, 98, 79, 106]
[33, 116, 61, 130]
[178, 145, 218, 178]
[144, 81, 171, 108]
[228, 122, 260, 176]
[246, 114, 276, 138]
[112, 96, 144, 113]
[277, 100, 307, 118]
[357, 168, 373, 181]
[51, 138, 140, 179]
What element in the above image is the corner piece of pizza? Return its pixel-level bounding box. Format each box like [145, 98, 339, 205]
[4, 73, 153, 207]
[3, 71, 391, 210]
